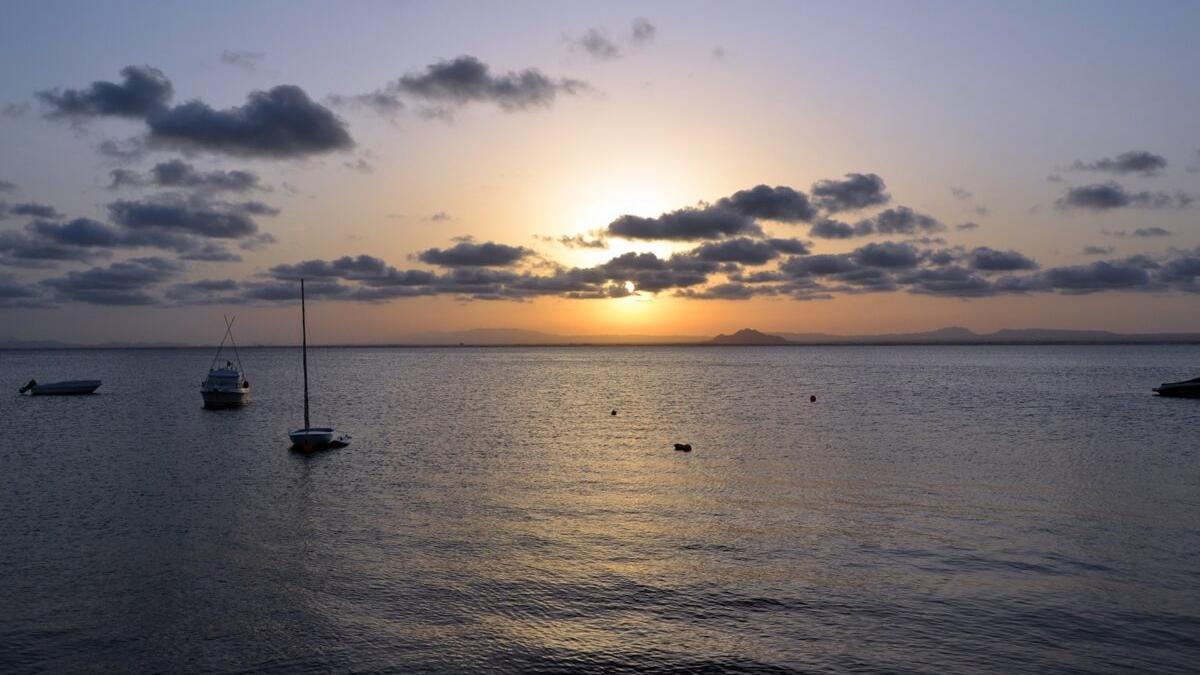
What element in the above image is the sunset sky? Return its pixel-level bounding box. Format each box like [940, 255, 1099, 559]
[2, 0, 1199, 344]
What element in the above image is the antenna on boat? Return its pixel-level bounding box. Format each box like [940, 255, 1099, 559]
[223, 315, 246, 382]
[301, 278, 310, 432]
[208, 314, 236, 371]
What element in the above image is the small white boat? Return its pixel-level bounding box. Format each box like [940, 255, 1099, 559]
[1154, 376, 1200, 398]
[19, 379, 101, 396]
[288, 278, 346, 451]
[201, 316, 250, 409]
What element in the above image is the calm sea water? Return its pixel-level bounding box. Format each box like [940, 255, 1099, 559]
[1, 345, 1198, 674]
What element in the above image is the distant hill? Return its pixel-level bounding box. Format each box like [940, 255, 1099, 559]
[710, 328, 789, 345]
[777, 327, 1200, 344]
[389, 328, 704, 345]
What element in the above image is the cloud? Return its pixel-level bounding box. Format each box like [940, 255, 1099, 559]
[417, 241, 532, 267]
[396, 55, 587, 111]
[109, 160, 264, 193]
[557, 234, 608, 249]
[1070, 150, 1167, 176]
[40, 256, 181, 305]
[956, 221, 980, 231]
[147, 85, 354, 158]
[344, 158, 374, 173]
[808, 218, 873, 239]
[1102, 227, 1174, 238]
[219, 50, 265, 71]
[0, 228, 105, 266]
[0, 202, 62, 220]
[1056, 183, 1193, 210]
[690, 237, 782, 265]
[108, 194, 274, 239]
[1042, 259, 1154, 294]
[857, 206, 945, 235]
[607, 205, 761, 241]
[96, 137, 147, 161]
[2, 102, 30, 118]
[852, 241, 921, 268]
[631, 18, 656, 44]
[968, 246, 1039, 272]
[37, 65, 173, 119]
[326, 91, 406, 119]
[1082, 245, 1114, 256]
[426, 211, 452, 222]
[950, 187, 973, 200]
[712, 47, 727, 60]
[578, 29, 620, 60]
[716, 184, 816, 222]
[0, 180, 16, 193]
[811, 173, 890, 213]
[0, 274, 43, 307]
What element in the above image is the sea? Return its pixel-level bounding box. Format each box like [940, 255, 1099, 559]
[1, 345, 1198, 674]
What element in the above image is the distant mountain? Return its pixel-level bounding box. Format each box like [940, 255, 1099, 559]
[710, 328, 789, 345]
[777, 327, 1200, 344]
[389, 328, 704, 345]
[0, 336, 192, 349]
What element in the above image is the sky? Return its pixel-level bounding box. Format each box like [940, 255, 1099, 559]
[1, 0, 1199, 344]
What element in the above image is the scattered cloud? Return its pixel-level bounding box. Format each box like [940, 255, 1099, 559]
[607, 205, 761, 241]
[108, 160, 264, 193]
[395, 55, 587, 111]
[1056, 183, 1193, 210]
[578, 29, 621, 60]
[426, 211, 452, 222]
[808, 218, 873, 239]
[556, 234, 608, 249]
[950, 187, 973, 200]
[108, 194, 275, 239]
[968, 246, 1039, 272]
[37, 65, 173, 119]
[717, 184, 816, 222]
[344, 158, 374, 173]
[1070, 150, 1167, 176]
[2, 102, 30, 118]
[0, 202, 62, 220]
[40, 256, 182, 305]
[711, 47, 727, 60]
[1082, 245, 1114, 256]
[1102, 227, 1173, 238]
[956, 222, 980, 231]
[810, 173, 890, 213]
[417, 241, 532, 267]
[857, 206, 945, 235]
[631, 18, 657, 44]
[219, 50, 265, 71]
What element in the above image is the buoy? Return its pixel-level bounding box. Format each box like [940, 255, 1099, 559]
[674, 443, 692, 452]
[810, 395, 816, 403]
[611, 409, 617, 416]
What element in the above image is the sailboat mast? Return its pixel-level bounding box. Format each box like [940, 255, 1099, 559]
[301, 278, 310, 431]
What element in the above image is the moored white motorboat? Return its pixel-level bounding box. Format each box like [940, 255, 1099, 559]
[1153, 376, 1200, 398]
[19, 379, 101, 395]
[201, 363, 250, 408]
[201, 316, 251, 409]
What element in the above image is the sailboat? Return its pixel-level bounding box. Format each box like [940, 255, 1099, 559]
[201, 315, 250, 408]
[288, 279, 343, 450]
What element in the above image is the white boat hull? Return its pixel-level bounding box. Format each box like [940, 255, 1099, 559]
[201, 388, 251, 408]
[289, 427, 336, 450]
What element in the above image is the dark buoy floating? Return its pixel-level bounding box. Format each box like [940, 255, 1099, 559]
[674, 443, 692, 452]
[810, 395, 817, 403]
[611, 409, 617, 416]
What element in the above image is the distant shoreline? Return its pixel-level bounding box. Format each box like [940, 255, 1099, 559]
[5, 340, 1200, 350]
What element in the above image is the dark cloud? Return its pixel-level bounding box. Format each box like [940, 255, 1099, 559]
[676, 282, 769, 300]
[27, 218, 123, 247]
[1102, 227, 1174, 238]
[219, 50, 265, 71]
[165, 278, 242, 304]
[858, 206, 945, 235]
[0, 180, 16, 193]
[557, 234, 607, 249]
[396, 56, 587, 111]
[109, 160, 264, 193]
[968, 247, 1039, 272]
[417, 241, 532, 267]
[40, 256, 181, 305]
[0, 229, 105, 266]
[0, 202, 62, 220]
[579, 29, 620, 60]
[852, 241, 921, 268]
[147, 85, 354, 157]
[326, 91, 406, 119]
[899, 266, 999, 298]
[1082, 245, 1114, 256]
[631, 18, 657, 44]
[717, 184, 816, 222]
[1042, 259, 1154, 294]
[1056, 183, 1193, 210]
[37, 65, 173, 119]
[108, 194, 273, 239]
[607, 205, 761, 241]
[1070, 150, 1167, 176]
[96, 137, 147, 161]
[808, 218, 872, 239]
[810, 173, 890, 213]
[0, 274, 43, 307]
[691, 238, 780, 265]
[180, 243, 242, 262]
